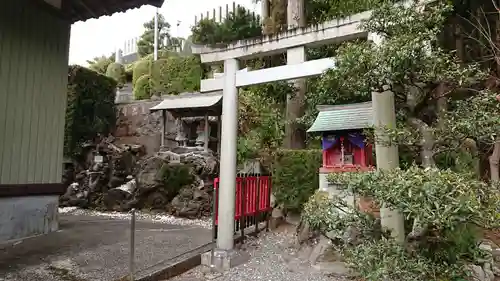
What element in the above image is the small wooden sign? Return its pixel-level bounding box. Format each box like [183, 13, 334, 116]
[94, 155, 103, 164]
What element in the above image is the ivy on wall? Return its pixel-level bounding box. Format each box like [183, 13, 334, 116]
[65, 66, 117, 158]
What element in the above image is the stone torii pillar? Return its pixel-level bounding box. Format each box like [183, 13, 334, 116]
[368, 32, 405, 243]
[216, 58, 239, 252]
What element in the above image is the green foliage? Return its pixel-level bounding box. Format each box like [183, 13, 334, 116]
[329, 166, 500, 229]
[303, 192, 382, 243]
[301, 165, 500, 280]
[132, 60, 151, 87]
[343, 238, 464, 281]
[133, 74, 152, 100]
[65, 66, 117, 158]
[306, 0, 396, 24]
[137, 14, 172, 57]
[325, 166, 499, 278]
[271, 150, 322, 212]
[105, 62, 126, 88]
[86, 54, 115, 75]
[440, 90, 500, 145]
[191, 6, 261, 45]
[150, 55, 201, 95]
[158, 163, 194, 197]
[306, 1, 491, 170]
[237, 88, 285, 164]
[327, 1, 479, 91]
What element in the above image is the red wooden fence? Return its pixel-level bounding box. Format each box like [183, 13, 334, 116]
[213, 174, 272, 225]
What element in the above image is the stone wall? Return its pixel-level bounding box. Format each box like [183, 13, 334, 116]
[115, 100, 221, 155]
[0, 196, 58, 242]
[115, 101, 177, 155]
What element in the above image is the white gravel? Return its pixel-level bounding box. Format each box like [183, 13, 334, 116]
[58, 207, 212, 229]
[171, 230, 348, 281]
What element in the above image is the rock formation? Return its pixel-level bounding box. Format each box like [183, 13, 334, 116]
[60, 137, 218, 218]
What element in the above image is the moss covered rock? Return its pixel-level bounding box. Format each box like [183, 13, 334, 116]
[106, 62, 126, 87]
[133, 74, 152, 100]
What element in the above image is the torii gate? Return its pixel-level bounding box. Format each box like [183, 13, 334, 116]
[192, 3, 403, 263]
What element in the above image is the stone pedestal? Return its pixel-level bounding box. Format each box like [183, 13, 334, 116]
[115, 89, 133, 103]
[201, 249, 250, 272]
[318, 172, 355, 208]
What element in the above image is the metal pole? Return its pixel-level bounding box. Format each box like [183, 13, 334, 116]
[129, 209, 136, 281]
[204, 114, 209, 152]
[217, 115, 222, 154]
[161, 110, 166, 147]
[154, 8, 159, 61]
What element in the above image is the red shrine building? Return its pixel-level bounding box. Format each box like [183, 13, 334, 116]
[307, 102, 375, 206]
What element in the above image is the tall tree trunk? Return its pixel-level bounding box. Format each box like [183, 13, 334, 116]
[284, 0, 306, 149]
[409, 118, 436, 168]
[496, 1, 500, 76]
[490, 139, 500, 182]
[407, 118, 435, 241]
[285, 80, 306, 149]
[455, 17, 465, 63]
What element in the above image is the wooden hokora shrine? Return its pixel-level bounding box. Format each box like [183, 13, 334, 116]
[307, 102, 376, 210]
[149, 92, 223, 153]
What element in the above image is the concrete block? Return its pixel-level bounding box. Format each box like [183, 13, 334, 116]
[201, 249, 250, 272]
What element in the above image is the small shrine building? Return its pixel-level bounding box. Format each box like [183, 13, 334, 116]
[307, 102, 375, 206]
[150, 92, 222, 152]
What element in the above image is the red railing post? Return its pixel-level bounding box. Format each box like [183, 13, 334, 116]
[240, 173, 246, 242]
[255, 174, 260, 234]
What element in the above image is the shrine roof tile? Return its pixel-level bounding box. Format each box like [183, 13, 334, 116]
[149, 91, 223, 118]
[307, 102, 373, 133]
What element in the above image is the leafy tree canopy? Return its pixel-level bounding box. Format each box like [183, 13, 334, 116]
[137, 14, 173, 57]
[87, 53, 115, 75]
[191, 6, 261, 46]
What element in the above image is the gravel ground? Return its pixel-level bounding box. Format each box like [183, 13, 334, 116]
[58, 207, 212, 228]
[170, 230, 349, 281]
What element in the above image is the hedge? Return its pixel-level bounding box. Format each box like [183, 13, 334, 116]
[272, 149, 322, 212]
[132, 60, 151, 87]
[105, 62, 126, 87]
[134, 74, 152, 100]
[150, 56, 202, 96]
[65, 65, 117, 158]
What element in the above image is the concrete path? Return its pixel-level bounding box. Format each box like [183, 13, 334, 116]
[0, 214, 212, 281]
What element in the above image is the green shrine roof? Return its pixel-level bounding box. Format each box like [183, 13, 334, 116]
[307, 102, 373, 133]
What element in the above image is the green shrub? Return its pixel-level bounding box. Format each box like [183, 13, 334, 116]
[272, 149, 322, 212]
[105, 62, 126, 87]
[158, 163, 194, 200]
[150, 56, 201, 96]
[65, 65, 117, 158]
[133, 74, 152, 100]
[306, 166, 500, 280]
[132, 60, 151, 86]
[150, 58, 170, 95]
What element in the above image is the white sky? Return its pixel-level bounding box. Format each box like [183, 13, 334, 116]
[69, 0, 258, 66]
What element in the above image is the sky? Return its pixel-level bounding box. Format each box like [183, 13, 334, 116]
[68, 0, 258, 66]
